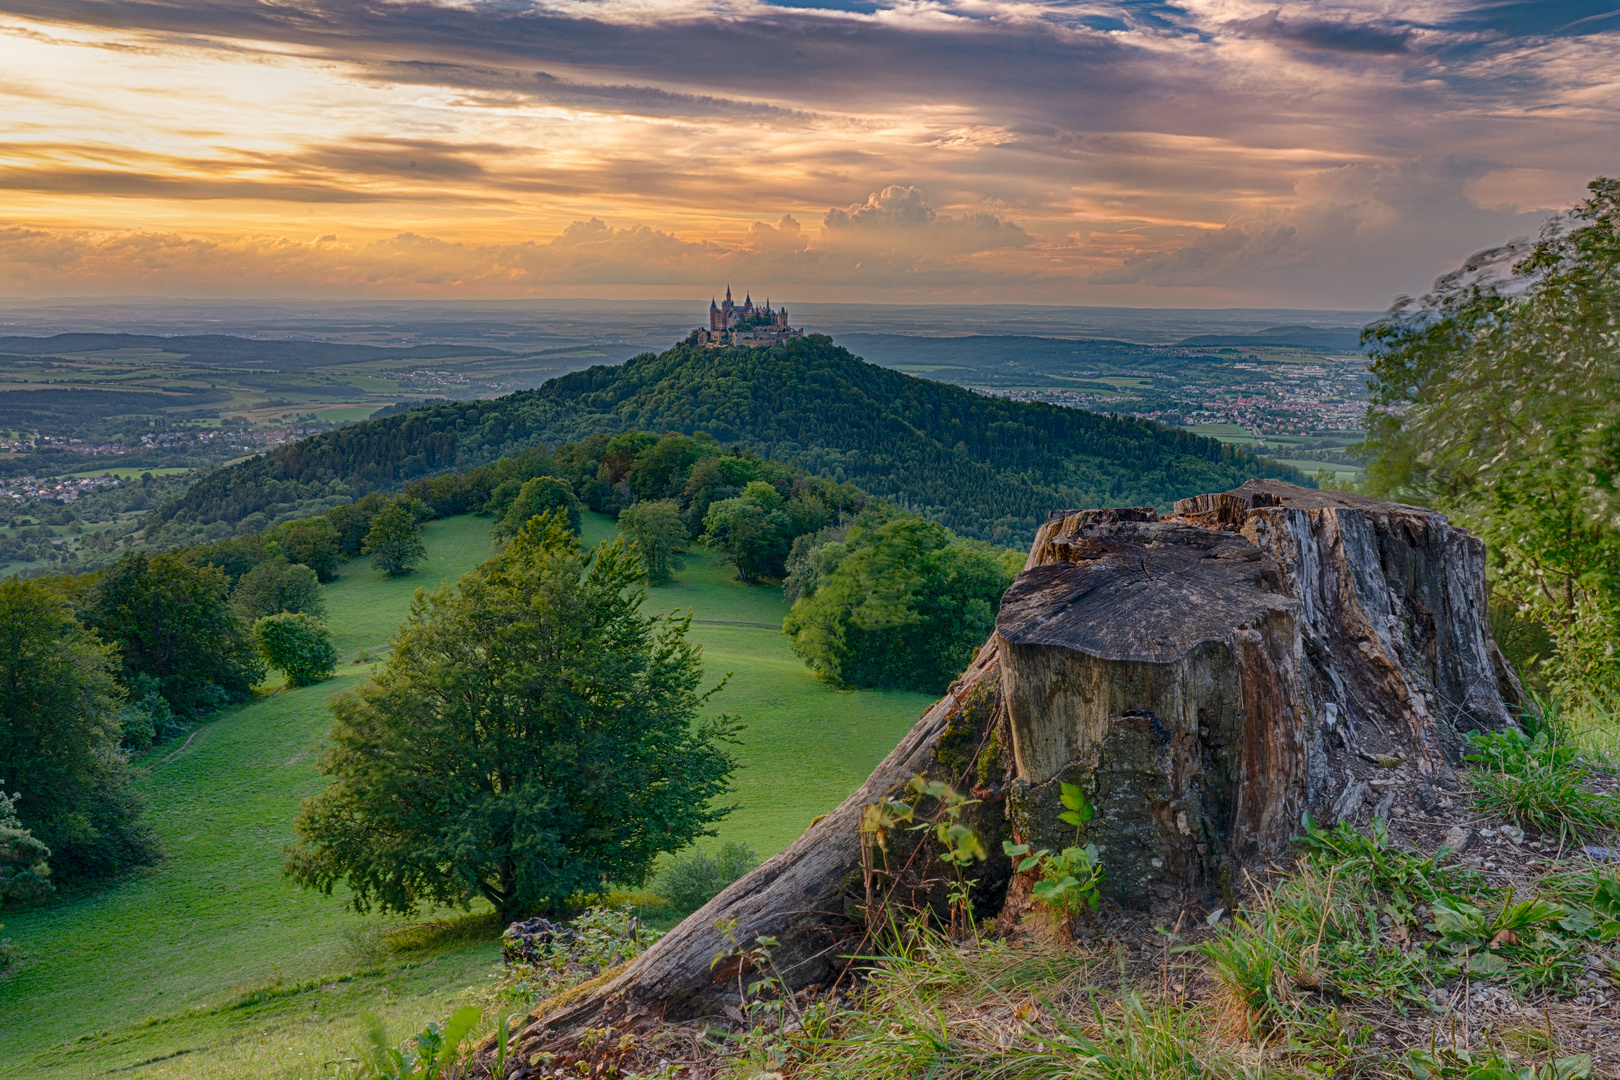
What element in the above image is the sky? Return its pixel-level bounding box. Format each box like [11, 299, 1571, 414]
[0, 0, 1616, 308]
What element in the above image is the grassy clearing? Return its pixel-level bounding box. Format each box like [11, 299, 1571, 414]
[0, 510, 929, 1078]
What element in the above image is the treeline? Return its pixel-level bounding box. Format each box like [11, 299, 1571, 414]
[144, 334, 1305, 548]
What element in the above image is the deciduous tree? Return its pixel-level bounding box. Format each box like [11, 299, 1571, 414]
[1362, 176, 1620, 696]
[231, 557, 325, 621]
[784, 516, 1020, 693]
[254, 612, 338, 687]
[86, 552, 264, 713]
[0, 579, 156, 882]
[285, 512, 739, 921]
[362, 504, 426, 577]
[617, 498, 687, 584]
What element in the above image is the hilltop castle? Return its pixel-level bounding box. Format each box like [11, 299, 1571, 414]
[694, 287, 805, 347]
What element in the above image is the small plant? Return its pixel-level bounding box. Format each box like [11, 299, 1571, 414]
[652, 841, 759, 915]
[1004, 782, 1103, 932]
[342, 1006, 482, 1080]
[1426, 888, 1585, 992]
[1464, 728, 1620, 843]
[859, 776, 987, 935]
[1297, 814, 1482, 922]
[711, 916, 799, 1031]
[1405, 1044, 1593, 1079]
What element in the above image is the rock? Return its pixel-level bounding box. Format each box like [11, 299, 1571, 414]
[1329, 780, 1369, 826]
[1442, 826, 1479, 854]
[502, 917, 577, 966]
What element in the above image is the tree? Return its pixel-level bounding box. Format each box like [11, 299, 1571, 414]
[497, 476, 582, 539]
[784, 516, 1021, 693]
[1361, 176, 1620, 697]
[362, 504, 426, 577]
[254, 613, 338, 687]
[86, 552, 264, 714]
[0, 579, 156, 883]
[276, 517, 343, 582]
[285, 512, 740, 921]
[231, 557, 325, 622]
[1, 783, 53, 971]
[702, 481, 791, 582]
[617, 499, 687, 584]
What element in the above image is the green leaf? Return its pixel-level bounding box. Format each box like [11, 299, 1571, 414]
[1060, 782, 1093, 822]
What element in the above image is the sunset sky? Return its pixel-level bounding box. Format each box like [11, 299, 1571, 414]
[1, 1, 1616, 307]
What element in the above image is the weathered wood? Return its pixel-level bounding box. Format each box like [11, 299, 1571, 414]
[491, 481, 1521, 1075]
[499, 646, 1004, 1073]
[1000, 481, 1523, 906]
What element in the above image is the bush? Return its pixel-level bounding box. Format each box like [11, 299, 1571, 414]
[254, 612, 338, 686]
[652, 842, 759, 914]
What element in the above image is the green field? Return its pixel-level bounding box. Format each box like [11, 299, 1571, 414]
[0, 511, 931, 1078]
[64, 466, 194, 480]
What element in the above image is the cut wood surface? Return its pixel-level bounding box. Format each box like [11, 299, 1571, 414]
[492, 481, 1523, 1077]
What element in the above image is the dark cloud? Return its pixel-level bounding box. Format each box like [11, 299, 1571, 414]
[1225, 10, 1413, 54]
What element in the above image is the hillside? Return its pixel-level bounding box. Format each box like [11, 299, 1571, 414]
[150, 334, 1305, 543]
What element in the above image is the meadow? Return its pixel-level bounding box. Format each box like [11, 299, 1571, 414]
[0, 511, 933, 1078]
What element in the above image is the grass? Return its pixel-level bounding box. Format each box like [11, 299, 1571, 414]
[0, 510, 931, 1078]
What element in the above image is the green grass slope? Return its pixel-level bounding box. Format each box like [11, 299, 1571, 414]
[0, 512, 930, 1078]
[151, 335, 1307, 545]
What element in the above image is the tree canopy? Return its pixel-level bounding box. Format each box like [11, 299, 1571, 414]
[231, 557, 325, 622]
[85, 552, 263, 715]
[0, 579, 156, 882]
[285, 512, 739, 921]
[362, 504, 426, 577]
[254, 612, 338, 687]
[1361, 176, 1620, 695]
[783, 516, 1022, 693]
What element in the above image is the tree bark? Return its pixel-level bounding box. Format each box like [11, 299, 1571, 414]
[492, 481, 1523, 1076]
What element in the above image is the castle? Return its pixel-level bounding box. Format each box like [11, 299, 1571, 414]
[694, 287, 805, 347]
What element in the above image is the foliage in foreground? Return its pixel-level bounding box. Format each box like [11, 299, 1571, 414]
[285, 512, 741, 921]
[1361, 176, 1620, 702]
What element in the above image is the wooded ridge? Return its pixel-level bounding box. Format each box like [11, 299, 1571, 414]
[150, 335, 1306, 545]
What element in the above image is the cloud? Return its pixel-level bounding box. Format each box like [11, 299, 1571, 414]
[1225, 10, 1414, 55]
[1087, 221, 1304, 287]
[0, 1, 1615, 305]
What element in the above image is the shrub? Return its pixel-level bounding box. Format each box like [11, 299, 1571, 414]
[652, 842, 760, 915]
[254, 612, 338, 686]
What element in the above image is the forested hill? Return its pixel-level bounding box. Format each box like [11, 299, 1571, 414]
[149, 334, 1305, 544]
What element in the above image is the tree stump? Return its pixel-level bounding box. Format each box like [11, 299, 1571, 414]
[491, 481, 1523, 1076]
